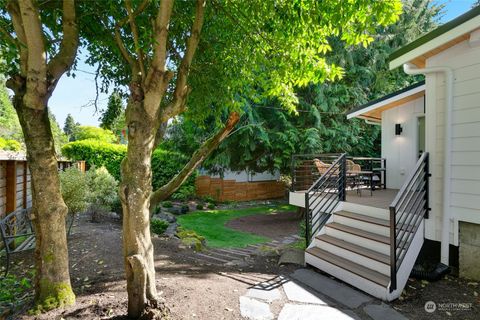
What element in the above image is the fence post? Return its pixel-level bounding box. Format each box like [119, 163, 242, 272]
[5, 161, 17, 214]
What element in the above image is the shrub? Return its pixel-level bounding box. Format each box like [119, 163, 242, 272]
[181, 204, 190, 213]
[196, 204, 203, 210]
[202, 195, 216, 204]
[151, 219, 169, 235]
[59, 167, 88, 215]
[207, 203, 215, 210]
[86, 166, 119, 220]
[62, 139, 126, 180]
[162, 201, 173, 208]
[73, 126, 117, 143]
[171, 185, 195, 201]
[0, 137, 21, 151]
[176, 227, 205, 251]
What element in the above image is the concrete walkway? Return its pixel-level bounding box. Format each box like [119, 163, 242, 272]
[239, 268, 408, 320]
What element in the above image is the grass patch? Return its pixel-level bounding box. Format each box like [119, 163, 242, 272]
[177, 204, 294, 248]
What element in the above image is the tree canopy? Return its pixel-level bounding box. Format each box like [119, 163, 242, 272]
[162, 0, 441, 174]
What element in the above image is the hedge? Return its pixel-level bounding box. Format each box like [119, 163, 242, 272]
[62, 139, 126, 180]
[61, 139, 196, 196]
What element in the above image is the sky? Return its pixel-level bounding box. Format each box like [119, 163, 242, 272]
[47, 0, 478, 128]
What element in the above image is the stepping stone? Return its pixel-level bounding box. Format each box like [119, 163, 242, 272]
[239, 296, 274, 320]
[363, 303, 408, 320]
[278, 304, 361, 320]
[245, 287, 282, 303]
[291, 269, 372, 308]
[282, 280, 332, 305]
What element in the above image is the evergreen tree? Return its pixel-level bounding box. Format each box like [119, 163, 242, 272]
[99, 91, 124, 131]
[63, 114, 78, 137]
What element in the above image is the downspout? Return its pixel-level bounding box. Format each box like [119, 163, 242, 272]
[403, 63, 453, 265]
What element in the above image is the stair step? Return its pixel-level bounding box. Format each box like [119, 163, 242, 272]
[306, 247, 390, 287]
[335, 210, 389, 227]
[327, 222, 390, 244]
[316, 234, 390, 265]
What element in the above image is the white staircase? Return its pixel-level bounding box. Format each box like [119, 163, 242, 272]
[305, 202, 424, 301]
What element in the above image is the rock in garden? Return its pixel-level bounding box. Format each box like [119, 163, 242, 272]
[155, 212, 177, 223]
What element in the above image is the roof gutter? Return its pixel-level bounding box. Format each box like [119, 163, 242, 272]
[403, 63, 453, 266]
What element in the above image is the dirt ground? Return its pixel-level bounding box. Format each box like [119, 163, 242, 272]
[4, 209, 480, 320]
[6, 212, 298, 320]
[225, 211, 302, 239]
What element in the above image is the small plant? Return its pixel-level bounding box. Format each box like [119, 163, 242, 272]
[176, 227, 205, 251]
[196, 203, 204, 210]
[153, 205, 162, 215]
[59, 166, 88, 215]
[202, 195, 216, 205]
[86, 166, 119, 222]
[207, 203, 215, 210]
[171, 185, 195, 201]
[0, 274, 33, 314]
[151, 219, 169, 235]
[162, 201, 173, 208]
[181, 204, 190, 213]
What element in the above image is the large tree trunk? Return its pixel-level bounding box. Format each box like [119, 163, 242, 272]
[120, 100, 168, 319]
[14, 96, 75, 310]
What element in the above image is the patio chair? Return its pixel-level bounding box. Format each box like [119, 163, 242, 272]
[313, 159, 330, 175]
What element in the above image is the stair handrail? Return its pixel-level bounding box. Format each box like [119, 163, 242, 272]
[389, 152, 430, 292]
[305, 153, 347, 245]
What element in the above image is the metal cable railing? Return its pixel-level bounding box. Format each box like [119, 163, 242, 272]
[305, 153, 347, 245]
[389, 152, 430, 292]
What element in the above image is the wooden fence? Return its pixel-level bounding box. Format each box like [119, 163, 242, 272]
[195, 175, 286, 202]
[0, 152, 85, 219]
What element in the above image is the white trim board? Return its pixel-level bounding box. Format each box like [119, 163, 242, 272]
[390, 17, 480, 69]
[346, 85, 425, 120]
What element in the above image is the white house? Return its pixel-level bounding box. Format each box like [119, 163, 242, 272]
[289, 6, 480, 301]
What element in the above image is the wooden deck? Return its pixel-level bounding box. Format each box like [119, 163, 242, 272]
[345, 188, 398, 209]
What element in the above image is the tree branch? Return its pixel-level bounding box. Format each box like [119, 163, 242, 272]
[146, 0, 173, 83]
[114, 25, 136, 68]
[149, 112, 240, 208]
[6, 0, 28, 75]
[161, 0, 206, 119]
[17, 0, 47, 109]
[47, 0, 79, 93]
[142, 0, 174, 118]
[125, 0, 146, 81]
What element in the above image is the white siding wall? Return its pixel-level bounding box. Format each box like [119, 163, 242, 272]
[425, 37, 480, 245]
[381, 97, 425, 189]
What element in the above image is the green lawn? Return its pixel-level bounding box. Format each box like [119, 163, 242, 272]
[177, 204, 294, 248]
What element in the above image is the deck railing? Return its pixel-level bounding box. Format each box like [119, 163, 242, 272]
[304, 153, 347, 244]
[389, 152, 430, 292]
[291, 154, 386, 192]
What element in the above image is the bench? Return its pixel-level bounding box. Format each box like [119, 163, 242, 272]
[0, 208, 35, 277]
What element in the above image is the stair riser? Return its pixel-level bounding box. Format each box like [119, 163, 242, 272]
[305, 252, 392, 301]
[340, 202, 389, 220]
[313, 240, 390, 276]
[326, 227, 390, 255]
[333, 215, 390, 237]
